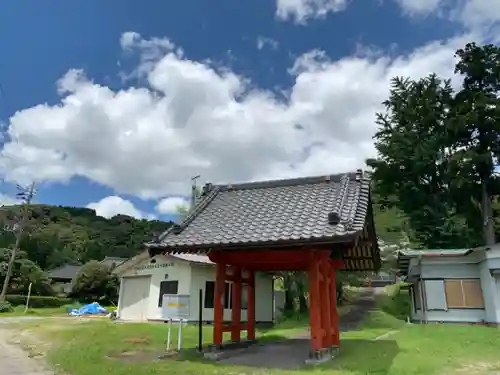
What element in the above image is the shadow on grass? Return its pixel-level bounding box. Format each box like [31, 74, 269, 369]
[175, 335, 399, 372]
[326, 338, 399, 373]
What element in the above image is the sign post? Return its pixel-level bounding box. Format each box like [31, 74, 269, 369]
[162, 294, 190, 353]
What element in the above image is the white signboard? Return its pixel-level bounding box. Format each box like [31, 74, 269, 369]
[162, 294, 190, 320]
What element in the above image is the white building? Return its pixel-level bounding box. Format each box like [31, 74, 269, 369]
[397, 245, 500, 324]
[113, 251, 276, 323]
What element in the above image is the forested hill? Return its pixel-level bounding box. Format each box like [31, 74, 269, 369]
[0, 205, 173, 270]
[0, 201, 411, 272]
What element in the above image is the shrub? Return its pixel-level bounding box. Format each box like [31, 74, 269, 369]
[0, 301, 13, 313]
[5, 295, 72, 308]
[379, 283, 411, 320]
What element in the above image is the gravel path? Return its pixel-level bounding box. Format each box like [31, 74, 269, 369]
[0, 319, 55, 375]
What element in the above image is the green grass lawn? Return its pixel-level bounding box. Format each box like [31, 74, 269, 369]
[1, 305, 117, 317]
[12, 310, 500, 375]
[5, 287, 500, 375]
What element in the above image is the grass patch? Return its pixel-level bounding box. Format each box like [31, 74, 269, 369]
[0, 305, 116, 317]
[6, 289, 500, 375]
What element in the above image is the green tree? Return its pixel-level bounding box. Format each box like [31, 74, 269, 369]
[367, 74, 476, 248]
[451, 43, 500, 245]
[0, 249, 53, 296]
[369, 42, 500, 248]
[70, 260, 119, 304]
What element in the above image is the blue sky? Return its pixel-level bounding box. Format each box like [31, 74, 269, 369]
[0, 0, 497, 221]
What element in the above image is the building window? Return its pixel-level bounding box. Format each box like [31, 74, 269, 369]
[204, 281, 215, 308]
[204, 281, 232, 309]
[413, 281, 422, 310]
[158, 280, 179, 307]
[444, 279, 484, 309]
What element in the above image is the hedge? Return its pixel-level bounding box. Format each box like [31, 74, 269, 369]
[6, 295, 73, 308]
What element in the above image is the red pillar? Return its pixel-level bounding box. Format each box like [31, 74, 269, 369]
[329, 261, 339, 347]
[231, 267, 242, 342]
[320, 253, 332, 348]
[308, 252, 322, 353]
[246, 270, 256, 341]
[213, 262, 225, 346]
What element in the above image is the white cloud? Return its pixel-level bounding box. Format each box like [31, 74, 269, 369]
[0, 193, 19, 206]
[393, 0, 500, 33]
[87, 196, 144, 219]
[392, 0, 444, 16]
[0, 30, 483, 202]
[257, 36, 279, 50]
[276, 0, 348, 23]
[156, 196, 190, 215]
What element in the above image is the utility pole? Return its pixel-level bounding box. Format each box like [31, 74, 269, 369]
[0, 182, 36, 302]
[190, 175, 200, 211]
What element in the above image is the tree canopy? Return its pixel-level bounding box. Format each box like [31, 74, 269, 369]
[368, 42, 500, 249]
[0, 205, 173, 271]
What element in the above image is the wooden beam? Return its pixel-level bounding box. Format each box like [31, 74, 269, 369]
[246, 270, 256, 341]
[231, 267, 242, 342]
[213, 262, 225, 345]
[308, 251, 322, 352]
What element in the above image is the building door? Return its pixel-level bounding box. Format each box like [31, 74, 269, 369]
[119, 276, 151, 321]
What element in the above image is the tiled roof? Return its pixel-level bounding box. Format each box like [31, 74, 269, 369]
[148, 170, 374, 252]
[48, 264, 82, 280]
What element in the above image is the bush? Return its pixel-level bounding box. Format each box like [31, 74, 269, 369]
[379, 283, 412, 320]
[5, 295, 72, 308]
[0, 301, 13, 313]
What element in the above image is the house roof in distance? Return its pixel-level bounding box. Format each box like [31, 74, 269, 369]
[48, 264, 81, 280]
[148, 170, 380, 270]
[100, 256, 127, 267]
[397, 248, 479, 277]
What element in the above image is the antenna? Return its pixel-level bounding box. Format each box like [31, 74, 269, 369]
[190, 175, 200, 210]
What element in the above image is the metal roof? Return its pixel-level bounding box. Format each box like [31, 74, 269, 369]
[148, 170, 380, 271]
[170, 253, 213, 265]
[100, 257, 127, 267]
[48, 264, 81, 280]
[397, 248, 477, 277]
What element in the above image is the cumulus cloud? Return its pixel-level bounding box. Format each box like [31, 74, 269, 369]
[156, 196, 190, 215]
[257, 36, 279, 50]
[393, 0, 500, 34]
[276, 0, 348, 24]
[0, 193, 19, 206]
[392, 0, 444, 16]
[87, 196, 145, 219]
[0, 30, 482, 203]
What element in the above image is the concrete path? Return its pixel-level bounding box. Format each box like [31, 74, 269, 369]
[219, 288, 380, 370]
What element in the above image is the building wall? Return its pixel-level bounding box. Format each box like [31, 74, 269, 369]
[482, 245, 500, 323]
[120, 254, 192, 321]
[188, 264, 275, 323]
[410, 255, 486, 323]
[118, 255, 275, 322]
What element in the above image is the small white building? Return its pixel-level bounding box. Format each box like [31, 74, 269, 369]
[397, 245, 500, 324]
[113, 251, 276, 323]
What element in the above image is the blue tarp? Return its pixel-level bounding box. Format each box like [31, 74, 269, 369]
[68, 302, 108, 316]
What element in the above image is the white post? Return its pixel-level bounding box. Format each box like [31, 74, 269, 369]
[166, 318, 172, 351]
[24, 282, 32, 313]
[177, 319, 183, 352]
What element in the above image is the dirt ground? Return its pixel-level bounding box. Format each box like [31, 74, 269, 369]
[0, 325, 54, 375]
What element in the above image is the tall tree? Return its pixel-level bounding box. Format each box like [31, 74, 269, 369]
[367, 75, 476, 248]
[0, 183, 37, 301]
[451, 43, 500, 245]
